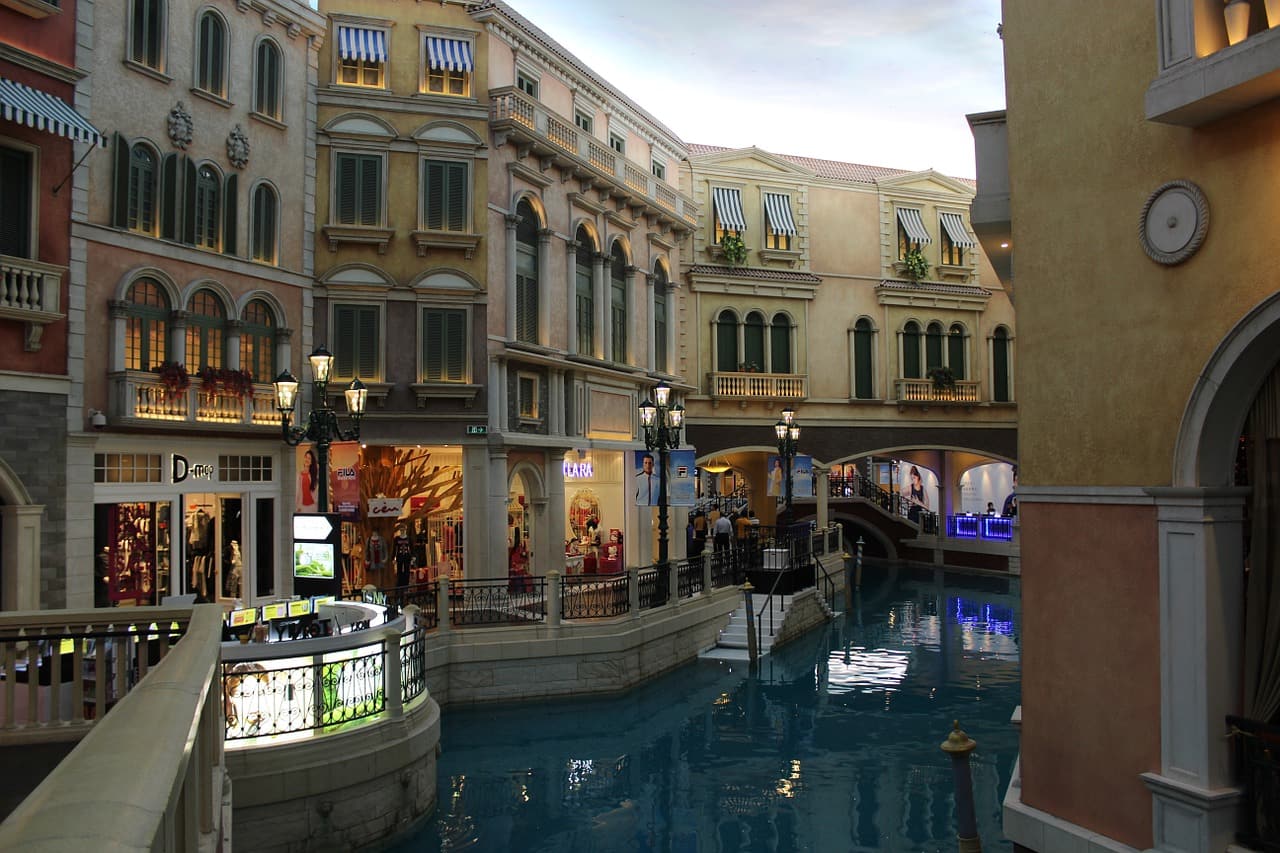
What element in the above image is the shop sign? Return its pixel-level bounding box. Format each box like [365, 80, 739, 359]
[563, 460, 594, 479]
[367, 497, 404, 518]
[466, 425, 487, 435]
[172, 454, 215, 483]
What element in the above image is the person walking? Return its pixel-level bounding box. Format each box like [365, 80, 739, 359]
[713, 512, 733, 551]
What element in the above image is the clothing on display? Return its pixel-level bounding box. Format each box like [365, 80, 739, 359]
[187, 506, 214, 599]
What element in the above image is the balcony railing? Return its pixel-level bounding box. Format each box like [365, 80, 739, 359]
[490, 86, 698, 227]
[709, 371, 808, 400]
[0, 253, 65, 352]
[895, 378, 982, 405]
[109, 370, 279, 429]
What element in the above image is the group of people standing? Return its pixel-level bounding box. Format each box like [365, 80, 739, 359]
[687, 507, 758, 555]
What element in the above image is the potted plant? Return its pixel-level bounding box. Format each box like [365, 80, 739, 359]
[154, 361, 190, 398]
[902, 247, 930, 282]
[927, 365, 957, 393]
[198, 366, 256, 400]
[719, 233, 747, 266]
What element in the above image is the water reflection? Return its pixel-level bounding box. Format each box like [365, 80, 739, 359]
[392, 566, 1021, 852]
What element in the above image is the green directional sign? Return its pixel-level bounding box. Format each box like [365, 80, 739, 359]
[466, 425, 487, 435]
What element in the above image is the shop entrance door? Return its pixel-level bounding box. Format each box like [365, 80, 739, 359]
[181, 493, 244, 602]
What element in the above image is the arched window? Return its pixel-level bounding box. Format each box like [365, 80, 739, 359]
[654, 265, 668, 373]
[716, 310, 738, 372]
[186, 289, 226, 370]
[902, 321, 922, 379]
[515, 199, 539, 344]
[993, 326, 1012, 402]
[948, 323, 967, 379]
[127, 143, 158, 234]
[251, 183, 278, 264]
[196, 12, 227, 97]
[925, 321, 944, 372]
[193, 164, 221, 249]
[254, 39, 283, 119]
[575, 227, 594, 355]
[125, 278, 169, 371]
[744, 311, 765, 371]
[770, 313, 791, 374]
[130, 0, 164, 70]
[610, 243, 627, 363]
[854, 318, 874, 399]
[241, 299, 276, 382]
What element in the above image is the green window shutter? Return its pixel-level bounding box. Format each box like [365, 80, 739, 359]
[925, 324, 944, 371]
[424, 161, 443, 230]
[444, 309, 465, 381]
[160, 153, 180, 241]
[445, 162, 466, 231]
[182, 158, 197, 245]
[223, 173, 237, 255]
[770, 316, 790, 373]
[854, 320, 873, 399]
[112, 133, 130, 228]
[743, 315, 764, 368]
[334, 306, 356, 377]
[948, 330, 966, 380]
[356, 306, 379, 378]
[358, 156, 380, 226]
[336, 154, 356, 225]
[654, 288, 667, 373]
[0, 147, 32, 258]
[903, 326, 921, 379]
[423, 309, 442, 380]
[993, 330, 1010, 402]
[716, 314, 737, 372]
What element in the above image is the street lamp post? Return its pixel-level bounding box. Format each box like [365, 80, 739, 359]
[638, 382, 684, 567]
[774, 407, 801, 534]
[273, 345, 368, 514]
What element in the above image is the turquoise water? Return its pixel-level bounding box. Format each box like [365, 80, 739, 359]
[393, 566, 1021, 852]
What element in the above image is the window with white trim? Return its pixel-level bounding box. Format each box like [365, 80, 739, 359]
[250, 183, 278, 264]
[651, 159, 665, 180]
[130, 0, 165, 71]
[609, 133, 625, 154]
[240, 298, 276, 382]
[195, 11, 227, 97]
[124, 277, 169, 371]
[517, 372, 538, 419]
[421, 159, 467, 232]
[332, 303, 380, 380]
[333, 152, 383, 226]
[186, 288, 227, 371]
[516, 71, 538, 99]
[336, 24, 387, 88]
[421, 307, 467, 383]
[422, 33, 472, 97]
[253, 38, 283, 119]
[575, 111, 592, 133]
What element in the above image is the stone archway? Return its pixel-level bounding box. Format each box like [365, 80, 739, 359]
[0, 455, 42, 611]
[508, 460, 547, 577]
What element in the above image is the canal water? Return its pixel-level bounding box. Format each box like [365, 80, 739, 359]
[391, 565, 1021, 852]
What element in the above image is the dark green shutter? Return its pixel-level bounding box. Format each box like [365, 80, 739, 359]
[423, 309, 442, 380]
[903, 325, 921, 379]
[925, 325, 943, 371]
[854, 320, 873, 399]
[112, 133, 130, 228]
[948, 329, 965, 379]
[182, 158, 197, 245]
[359, 156, 379, 226]
[223, 173, 237, 255]
[160, 153, 180, 241]
[770, 315, 790, 373]
[0, 147, 32, 258]
[334, 307, 355, 377]
[424, 161, 443, 230]
[993, 330, 1010, 402]
[357, 307, 378, 378]
[716, 313, 736, 371]
[446, 162, 466, 231]
[445, 310, 464, 381]
[336, 155, 355, 224]
[744, 314, 764, 369]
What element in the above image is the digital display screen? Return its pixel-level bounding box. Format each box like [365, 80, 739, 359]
[311, 595, 336, 609]
[228, 608, 258, 628]
[294, 542, 335, 580]
[288, 599, 312, 617]
[262, 602, 288, 621]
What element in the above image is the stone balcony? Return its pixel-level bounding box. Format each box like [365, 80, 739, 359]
[709, 371, 808, 403]
[894, 378, 982, 407]
[489, 86, 698, 232]
[108, 370, 280, 431]
[0, 253, 65, 352]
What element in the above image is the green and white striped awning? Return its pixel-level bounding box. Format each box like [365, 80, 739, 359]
[939, 211, 977, 247]
[896, 207, 931, 244]
[0, 78, 104, 147]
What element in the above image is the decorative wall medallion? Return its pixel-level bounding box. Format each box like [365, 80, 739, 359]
[227, 124, 250, 169]
[167, 101, 193, 150]
[1139, 179, 1209, 265]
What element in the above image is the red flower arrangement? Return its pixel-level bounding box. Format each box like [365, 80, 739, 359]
[154, 361, 191, 397]
[197, 366, 256, 400]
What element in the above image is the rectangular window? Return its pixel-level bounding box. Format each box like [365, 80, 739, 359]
[426, 66, 468, 96]
[763, 192, 796, 251]
[422, 159, 468, 232]
[651, 159, 665, 181]
[940, 229, 963, 265]
[337, 25, 387, 88]
[516, 72, 538, 98]
[423, 34, 473, 97]
[0, 145, 33, 258]
[609, 133, 625, 154]
[219, 455, 274, 482]
[712, 186, 746, 243]
[334, 152, 382, 226]
[575, 111, 593, 133]
[333, 304, 380, 380]
[517, 372, 538, 419]
[94, 453, 163, 483]
[421, 308, 467, 382]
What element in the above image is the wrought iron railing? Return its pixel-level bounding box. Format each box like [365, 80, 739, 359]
[827, 471, 940, 533]
[638, 565, 669, 610]
[561, 573, 629, 619]
[359, 582, 439, 628]
[449, 577, 546, 627]
[400, 627, 428, 703]
[1228, 714, 1280, 851]
[677, 558, 703, 598]
[710, 548, 741, 588]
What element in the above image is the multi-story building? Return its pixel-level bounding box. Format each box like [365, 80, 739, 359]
[1, 0, 105, 609]
[681, 145, 1016, 562]
[974, 3, 1280, 851]
[70, 0, 325, 609]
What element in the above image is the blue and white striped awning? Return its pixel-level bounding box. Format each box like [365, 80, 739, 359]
[0, 78, 104, 147]
[338, 26, 387, 63]
[763, 192, 796, 236]
[425, 37, 473, 72]
[896, 207, 931, 244]
[939, 211, 977, 248]
[712, 187, 747, 232]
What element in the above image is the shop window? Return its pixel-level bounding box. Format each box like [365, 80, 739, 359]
[515, 198, 539, 345]
[94, 501, 171, 606]
[93, 452, 163, 483]
[125, 277, 170, 371]
[186, 288, 227, 371]
[219, 455, 273, 481]
[253, 38, 282, 119]
[610, 243, 627, 363]
[195, 11, 227, 98]
[575, 226, 594, 356]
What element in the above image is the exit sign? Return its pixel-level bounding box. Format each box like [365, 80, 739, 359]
[466, 425, 487, 435]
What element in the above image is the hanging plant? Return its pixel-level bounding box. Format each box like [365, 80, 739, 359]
[927, 365, 957, 392]
[154, 361, 191, 397]
[902, 247, 930, 282]
[719, 233, 747, 266]
[198, 366, 256, 400]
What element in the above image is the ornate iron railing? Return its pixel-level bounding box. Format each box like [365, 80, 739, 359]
[561, 573, 629, 619]
[710, 548, 740, 588]
[827, 471, 940, 533]
[449, 577, 546, 627]
[360, 582, 438, 628]
[401, 628, 428, 703]
[677, 558, 703, 598]
[638, 565, 669, 610]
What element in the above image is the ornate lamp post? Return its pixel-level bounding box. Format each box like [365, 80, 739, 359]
[638, 382, 684, 567]
[273, 345, 367, 514]
[774, 406, 801, 532]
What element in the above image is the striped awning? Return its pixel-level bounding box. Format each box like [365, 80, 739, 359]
[763, 192, 796, 236]
[425, 37, 473, 72]
[712, 187, 747, 232]
[338, 26, 387, 63]
[0, 78, 104, 147]
[939, 211, 977, 248]
[896, 207, 931, 244]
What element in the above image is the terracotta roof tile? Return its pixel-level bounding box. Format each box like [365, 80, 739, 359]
[876, 278, 991, 297]
[688, 264, 823, 283]
[687, 143, 975, 187]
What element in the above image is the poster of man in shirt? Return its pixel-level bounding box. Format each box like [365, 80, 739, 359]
[634, 449, 695, 507]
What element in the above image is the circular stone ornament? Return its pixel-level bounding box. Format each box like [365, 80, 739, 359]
[1139, 179, 1209, 265]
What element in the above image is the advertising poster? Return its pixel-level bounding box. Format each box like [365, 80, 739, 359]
[896, 462, 940, 520]
[295, 443, 318, 513]
[633, 449, 695, 507]
[766, 454, 814, 498]
[330, 441, 361, 521]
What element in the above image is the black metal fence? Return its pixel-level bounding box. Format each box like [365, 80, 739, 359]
[676, 558, 703, 598]
[358, 582, 439, 629]
[401, 627, 428, 703]
[448, 577, 546, 627]
[828, 471, 941, 533]
[561, 573, 629, 619]
[638, 565, 669, 610]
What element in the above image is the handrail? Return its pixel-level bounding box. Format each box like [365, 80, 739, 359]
[828, 470, 940, 533]
[0, 605, 225, 851]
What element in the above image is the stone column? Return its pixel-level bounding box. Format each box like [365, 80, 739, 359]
[538, 228, 553, 346]
[504, 213, 519, 340]
[226, 319, 243, 370]
[593, 251, 607, 360]
[0, 504, 43, 611]
[565, 240, 579, 355]
[383, 627, 403, 718]
[645, 272, 657, 372]
[108, 299, 129, 371]
[531, 496, 548, 578]
[625, 264, 640, 366]
[545, 450, 567, 575]
[485, 449, 510, 581]
[274, 327, 293, 378]
[170, 309, 190, 366]
[546, 570, 561, 630]
[816, 466, 830, 529]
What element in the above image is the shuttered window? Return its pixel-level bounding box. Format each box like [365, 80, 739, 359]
[744, 312, 765, 370]
[251, 183, 277, 264]
[131, 0, 163, 70]
[125, 278, 169, 371]
[770, 313, 791, 374]
[925, 322, 944, 372]
[609, 245, 626, 363]
[0, 146, 32, 258]
[993, 327, 1011, 402]
[716, 310, 738, 372]
[902, 322, 922, 379]
[515, 200, 539, 344]
[333, 304, 379, 380]
[334, 153, 381, 226]
[422, 159, 467, 232]
[653, 269, 668, 373]
[254, 39, 282, 119]
[241, 299, 275, 382]
[193, 164, 220, 249]
[948, 324, 966, 379]
[575, 232, 593, 355]
[854, 319, 874, 399]
[127, 144, 157, 234]
[422, 308, 466, 382]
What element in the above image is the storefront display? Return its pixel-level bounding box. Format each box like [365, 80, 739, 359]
[97, 502, 170, 605]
